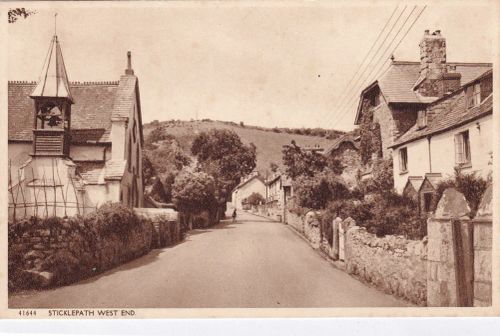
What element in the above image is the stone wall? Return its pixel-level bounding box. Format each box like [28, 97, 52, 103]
[134, 208, 182, 248]
[345, 226, 428, 306]
[9, 215, 154, 290]
[303, 211, 321, 249]
[284, 210, 304, 234]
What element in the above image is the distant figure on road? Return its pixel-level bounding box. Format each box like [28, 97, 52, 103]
[232, 209, 237, 223]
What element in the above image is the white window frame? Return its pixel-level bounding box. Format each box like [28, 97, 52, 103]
[467, 83, 481, 108]
[399, 147, 408, 173]
[454, 130, 471, 166]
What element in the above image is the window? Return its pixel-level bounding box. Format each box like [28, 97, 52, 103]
[454, 130, 471, 166]
[466, 83, 481, 108]
[369, 92, 380, 107]
[417, 110, 427, 129]
[399, 147, 408, 173]
[423, 193, 433, 213]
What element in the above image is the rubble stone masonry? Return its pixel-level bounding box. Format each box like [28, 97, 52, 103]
[345, 226, 428, 306]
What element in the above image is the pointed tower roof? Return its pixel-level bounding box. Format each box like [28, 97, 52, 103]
[30, 35, 73, 102]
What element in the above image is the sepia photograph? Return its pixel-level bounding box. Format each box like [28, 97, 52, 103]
[1, 0, 498, 318]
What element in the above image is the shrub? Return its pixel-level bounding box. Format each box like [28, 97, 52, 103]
[319, 190, 425, 241]
[85, 202, 140, 237]
[243, 192, 265, 206]
[293, 172, 349, 210]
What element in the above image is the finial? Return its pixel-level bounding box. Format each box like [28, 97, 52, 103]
[390, 54, 395, 62]
[54, 13, 58, 36]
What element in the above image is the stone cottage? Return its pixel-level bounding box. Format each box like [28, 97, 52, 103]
[354, 30, 491, 177]
[323, 133, 361, 188]
[391, 69, 493, 195]
[8, 34, 144, 220]
[231, 172, 266, 210]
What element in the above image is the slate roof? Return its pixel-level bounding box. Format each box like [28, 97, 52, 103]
[104, 160, 127, 180]
[405, 176, 424, 192]
[354, 61, 492, 124]
[323, 133, 360, 156]
[76, 162, 105, 185]
[8, 81, 118, 143]
[391, 70, 493, 148]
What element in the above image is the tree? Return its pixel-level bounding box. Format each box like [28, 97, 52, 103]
[243, 192, 265, 206]
[293, 171, 349, 210]
[8, 8, 36, 23]
[145, 136, 191, 175]
[142, 154, 156, 186]
[282, 140, 327, 179]
[191, 129, 256, 202]
[172, 171, 217, 213]
[269, 162, 279, 173]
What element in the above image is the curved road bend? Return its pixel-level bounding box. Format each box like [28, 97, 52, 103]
[10, 211, 409, 308]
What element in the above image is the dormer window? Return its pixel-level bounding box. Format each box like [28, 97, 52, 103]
[466, 83, 481, 108]
[417, 110, 427, 129]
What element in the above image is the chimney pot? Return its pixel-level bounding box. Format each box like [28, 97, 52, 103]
[435, 30, 441, 35]
[424, 29, 430, 35]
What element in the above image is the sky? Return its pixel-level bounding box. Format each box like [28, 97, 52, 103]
[7, 1, 495, 131]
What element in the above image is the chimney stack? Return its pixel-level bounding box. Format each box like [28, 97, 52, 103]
[125, 51, 134, 75]
[416, 30, 460, 97]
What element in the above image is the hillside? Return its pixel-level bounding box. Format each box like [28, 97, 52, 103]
[143, 120, 344, 175]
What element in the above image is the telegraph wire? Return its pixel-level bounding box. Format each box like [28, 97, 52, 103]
[332, 5, 409, 115]
[330, 5, 427, 127]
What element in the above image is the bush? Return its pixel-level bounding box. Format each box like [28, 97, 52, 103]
[243, 192, 265, 206]
[293, 171, 349, 210]
[85, 202, 140, 237]
[319, 190, 425, 241]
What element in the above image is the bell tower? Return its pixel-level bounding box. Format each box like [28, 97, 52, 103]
[30, 34, 73, 157]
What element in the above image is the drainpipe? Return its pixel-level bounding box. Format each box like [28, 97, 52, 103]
[427, 136, 432, 173]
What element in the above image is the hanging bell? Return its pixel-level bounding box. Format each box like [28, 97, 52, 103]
[48, 115, 62, 127]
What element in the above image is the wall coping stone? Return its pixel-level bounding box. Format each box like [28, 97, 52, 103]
[433, 188, 470, 220]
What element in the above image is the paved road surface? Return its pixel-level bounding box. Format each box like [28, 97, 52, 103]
[10, 211, 408, 308]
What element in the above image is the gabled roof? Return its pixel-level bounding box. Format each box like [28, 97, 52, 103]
[391, 70, 493, 148]
[323, 133, 360, 156]
[30, 35, 73, 102]
[9, 81, 118, 143]
[418, 173, 444, 192]
[104, 160, 127, 181]
[404, 176, 424, 192]
[234, 174, 265, 191]
[76, 161, 105, 185]
[354, 61, 492, 124]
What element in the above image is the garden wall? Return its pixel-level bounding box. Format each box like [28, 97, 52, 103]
[7, 204, 181, 290]
[134, 208, 182, 248]
[345, 226, 427, 306]
[284, 210, 303, 233]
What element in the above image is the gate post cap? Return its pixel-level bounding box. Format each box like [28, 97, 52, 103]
[434, 188, 470, 220]
[475, 184, 492, 220]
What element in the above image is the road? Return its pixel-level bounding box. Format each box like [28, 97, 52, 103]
[9, 211, 408, 308]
